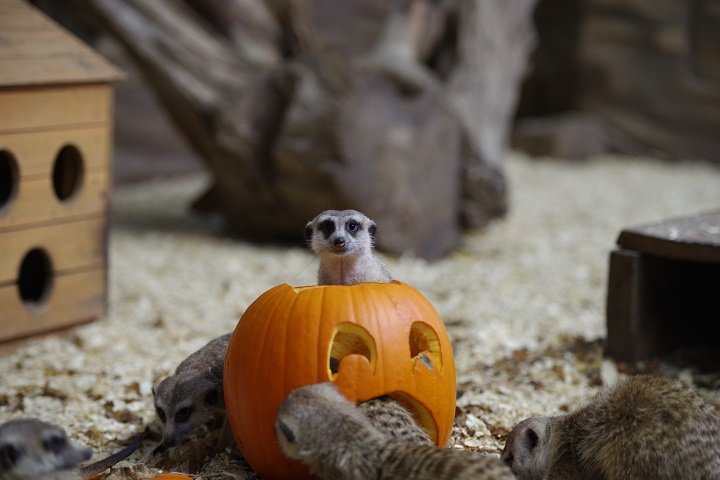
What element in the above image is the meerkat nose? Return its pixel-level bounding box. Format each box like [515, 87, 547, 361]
[334, 237, 346, 248]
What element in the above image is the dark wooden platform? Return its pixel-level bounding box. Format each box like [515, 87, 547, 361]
[606, 210, 720, 364]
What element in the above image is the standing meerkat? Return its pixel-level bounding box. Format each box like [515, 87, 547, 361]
[305, 210, 392, 285]
[304, 209, 431, 444]
[275, 383, 514, 480]
[153, 333, 231, 448]
[501, 375, 720, 480]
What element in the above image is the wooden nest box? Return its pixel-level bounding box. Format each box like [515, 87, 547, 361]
[0, 0, 122, 341]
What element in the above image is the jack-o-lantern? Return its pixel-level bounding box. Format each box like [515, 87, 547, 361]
[224, 281, 456, 480]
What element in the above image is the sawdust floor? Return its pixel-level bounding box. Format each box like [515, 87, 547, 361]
[1, 153, 719, 479]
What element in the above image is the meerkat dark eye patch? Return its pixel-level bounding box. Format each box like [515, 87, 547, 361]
[276, 419, 296, 444]
[156, 406, 166, 423]
[42, 434, 67, 454]
[0, 443, 21, 469]
[204, 388, 219, 406]
[318, 219, 335, 238]
[174, 406, 193, 424]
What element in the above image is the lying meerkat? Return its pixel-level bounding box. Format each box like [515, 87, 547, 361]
[275, 383, 514, 480]
[0, 418, 91, 480]
[305, 209, 392, 285]
[501, 375, 720, 480]
[152, 333, 231, 448]
[0, 418, 142, 480]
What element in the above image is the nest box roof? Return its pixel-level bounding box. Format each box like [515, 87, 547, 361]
[0, 0, 123, 87]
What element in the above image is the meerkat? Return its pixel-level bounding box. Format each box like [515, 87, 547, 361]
[152, 333, 231, 448]
[304, 209, 392, 285]
[501, 375, 720, 480]
[275, 383, 514, 480]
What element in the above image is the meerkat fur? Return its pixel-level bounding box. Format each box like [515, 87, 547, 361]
[276, 383, 514, 480]
[502, 375, 720, 480]
[153, 333, 231, 447]
[305, 209, 392, 285]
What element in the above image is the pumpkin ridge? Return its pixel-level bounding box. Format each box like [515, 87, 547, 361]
[248, 285, 289, 470]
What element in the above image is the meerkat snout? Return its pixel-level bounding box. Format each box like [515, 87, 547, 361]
[500, 417, 547, 478]
[305, 210, 391, 285]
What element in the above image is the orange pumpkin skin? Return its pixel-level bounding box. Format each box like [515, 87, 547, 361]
[152, 474, 193, 479]
[224, 281, 456, 480]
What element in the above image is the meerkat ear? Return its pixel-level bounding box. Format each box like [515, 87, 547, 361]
[368, 222, 377, 239]
[208, 365, 223, 381]
[304, 223, 314, 243]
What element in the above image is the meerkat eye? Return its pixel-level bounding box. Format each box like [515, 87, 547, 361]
[524, 427, 539, 451]
[0, 443, 22, 469]
[318, 220, 335, 238]
[276, 420, 296, 444]
[156, 406, 166, 423]
[204, 388, 219, 406]
[346, 220, 359, 233]
[174, 406, 193, 423]
[42, 434, 67, 454]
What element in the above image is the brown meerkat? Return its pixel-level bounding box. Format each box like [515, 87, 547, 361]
[304, 209, 392, 285]
[501, 375, 720, 480]
[275, 383, 514, 480]
[152, 333, 231, 448]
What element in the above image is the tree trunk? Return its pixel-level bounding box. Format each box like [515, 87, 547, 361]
[82, 0, 537, 259]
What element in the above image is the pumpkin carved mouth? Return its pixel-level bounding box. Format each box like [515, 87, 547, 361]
[327, 320, 444, 441]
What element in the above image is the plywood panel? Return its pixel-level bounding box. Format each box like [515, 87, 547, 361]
[0, 127, 110, 175]
[0, 171, 109, 231]
[0, 217, 105, 284]
[0, 85, 112, 132]
[0, 268, 105, 342]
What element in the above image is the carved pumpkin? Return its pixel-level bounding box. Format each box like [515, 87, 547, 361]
[224, 281, 456, 480]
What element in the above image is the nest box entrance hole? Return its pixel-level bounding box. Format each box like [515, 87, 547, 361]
[52, 145, 84, 202]
[17, 248, 54, 307]
[0, 149, 19, 213]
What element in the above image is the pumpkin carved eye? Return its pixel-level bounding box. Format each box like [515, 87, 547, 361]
[409, 322, 442, 371]
[328, 323, 376, 378]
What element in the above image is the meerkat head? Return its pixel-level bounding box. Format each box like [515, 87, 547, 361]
[501, 416, 552, 480]
[275, 383, 373, 463]
[304, 210, 377, 258]
[152, 368, 225, 447]
[0, 418, 91, 479]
